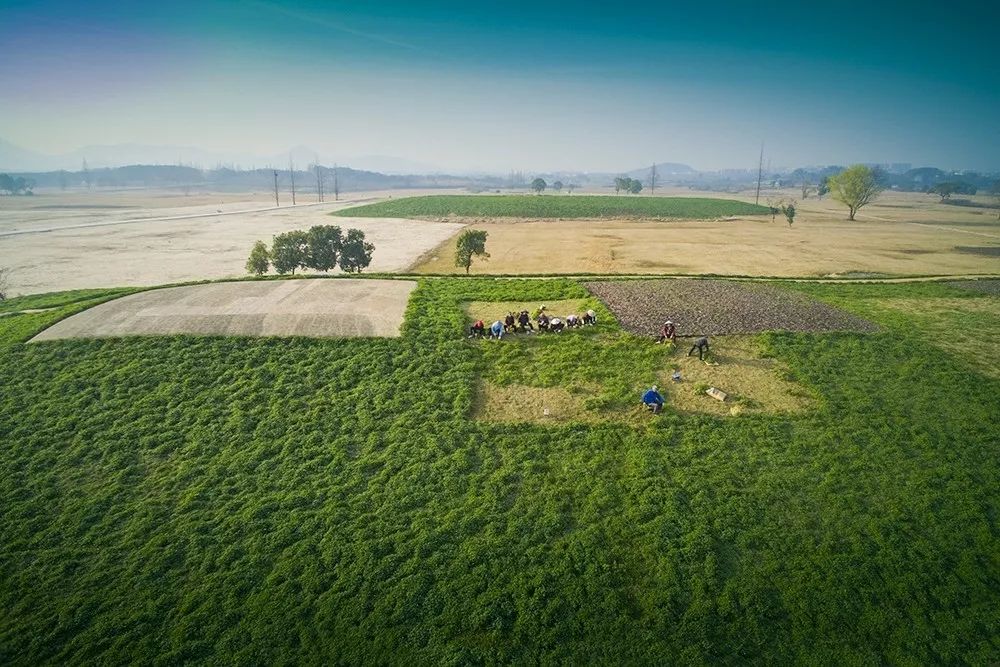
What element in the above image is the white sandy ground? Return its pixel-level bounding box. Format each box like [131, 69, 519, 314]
[31, 279, 417, 340]
[0, 188, 464, 296]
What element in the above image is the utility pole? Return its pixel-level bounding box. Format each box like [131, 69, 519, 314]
[333, 163, 340, 201]
[273, 170, 279, 206]
[315, 163, 323, 202]
[755, 143, 764, 206]
[649, 163, 657, 195]
[289, 158, 296, 205]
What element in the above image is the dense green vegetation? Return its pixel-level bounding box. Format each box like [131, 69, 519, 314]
[333, 194, 770, 219]
[1, 278, 998, 664]
[0, 288, 134, 347]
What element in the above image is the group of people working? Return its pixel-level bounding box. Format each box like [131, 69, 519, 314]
[641, 320, 713, 414]
[469, 305, 598, 340]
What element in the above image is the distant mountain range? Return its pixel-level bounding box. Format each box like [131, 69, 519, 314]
[626, 162, 697, 178]
[0, 139, 446, 176]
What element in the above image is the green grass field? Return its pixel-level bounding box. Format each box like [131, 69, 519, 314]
[1, 279, 998, 663]
[332, 194, 770, 219]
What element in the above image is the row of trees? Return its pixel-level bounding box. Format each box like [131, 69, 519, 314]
[527, 179, 579, 194]
[0, 174, 35, 195]
[796, 167, 1000, 221]
[246, 225, 374, 276]
[930, 181, 979, 201]
[613, 177, 643, 195]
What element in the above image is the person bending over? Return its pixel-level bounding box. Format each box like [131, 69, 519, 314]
[658, 320, 677, 344]
[642, 385, 665, 414]
[550, 317, 565, 332]
[469, 319, 485, 338]
[537, 312, 550, 332]
[517, 310, 533, 332]
[504, 312, 517, 333]
[565, 314, 579, 328]
[688, 336, 710, 360]
[583, 309, 597, 325]
[490, 320, 504, 340]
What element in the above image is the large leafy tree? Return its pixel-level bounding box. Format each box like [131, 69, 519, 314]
[628, 178, 643, 194]
[827, 165, 884, 220]
[271, 230, 309, 274]
[306, 225, 342, 271]
[245, 240, 270, 275]
[338, 229, 374, 273]
[530, 178, 546, 194]
[455, 229, 489, 274]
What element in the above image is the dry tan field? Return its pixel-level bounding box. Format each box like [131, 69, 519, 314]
[409, 189, 1000, 277]
[0, 188, 464, 296]
[31, 279, 416, 341]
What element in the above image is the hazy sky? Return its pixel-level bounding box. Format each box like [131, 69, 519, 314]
[2, 0, 998, 172]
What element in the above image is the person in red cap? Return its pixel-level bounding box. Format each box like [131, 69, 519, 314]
[657, 320, 677, 344]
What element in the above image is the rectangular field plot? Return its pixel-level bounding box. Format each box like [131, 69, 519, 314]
[31, 279, 416, 341]
[587, 279, 877, 336]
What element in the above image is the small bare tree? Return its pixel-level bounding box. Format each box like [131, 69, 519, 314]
[781, 199, 797, 226]
[272, 170, 280, 206]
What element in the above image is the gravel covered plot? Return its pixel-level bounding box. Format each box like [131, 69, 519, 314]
[585, 279, 878, 336]
[946, 279, 1000, 295]
[31, 279, 416, 341]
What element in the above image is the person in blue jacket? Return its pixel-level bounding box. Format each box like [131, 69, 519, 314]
[642, 385, 665, 414]
[489, 320, 504, 340]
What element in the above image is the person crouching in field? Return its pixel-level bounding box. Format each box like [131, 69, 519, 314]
[550, 317, 565, 332]
[657, 320, 676, 344]
[504, 312, 517, 333]
[469, 319, 485, 338]
[688, 336, 710, 360]
[517, 310, 533, 332]
[642, 385, 665, 414]
[583, 309, 597, 325]
[490, 320, 504, 340]
[537, 312, 550, 332]
[565, 314, 579, 328]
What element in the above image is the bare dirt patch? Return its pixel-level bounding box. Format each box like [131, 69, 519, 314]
[0, 188, 464, 296]
[474, 336, 813, 423]
[659, 337, 815, 417]
[408, 189, 1000, 277]
[946, 279, 1000, 295]
[954, 246, 1000, 257]
[586, 279, 877, 336]
[30, 279, 416, 341]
